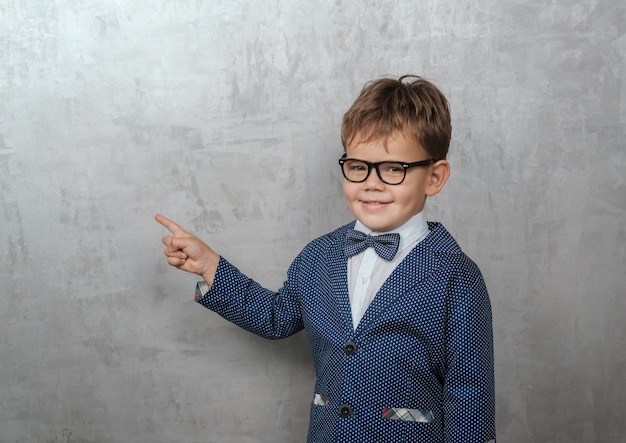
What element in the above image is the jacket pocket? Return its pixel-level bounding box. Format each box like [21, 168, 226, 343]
[312, 393, 330, 407]
[382, 407, 434, 423]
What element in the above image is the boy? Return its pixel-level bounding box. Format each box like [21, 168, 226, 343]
[156, 75, 495, 442]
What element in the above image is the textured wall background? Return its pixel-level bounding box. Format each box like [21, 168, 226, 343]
[1, 1, 625, 442]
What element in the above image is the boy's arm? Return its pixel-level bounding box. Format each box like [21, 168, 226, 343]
[195, 255, 304, 339]
[155, 213, 304, 339]
[443, 269, 496, 443]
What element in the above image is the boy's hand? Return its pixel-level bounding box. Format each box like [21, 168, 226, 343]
[155, 214, 220, 286]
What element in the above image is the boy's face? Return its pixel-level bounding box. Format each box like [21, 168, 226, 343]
[342, 131, 439, 232]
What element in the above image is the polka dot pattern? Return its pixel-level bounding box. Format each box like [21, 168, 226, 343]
[198, 222, 495, 442]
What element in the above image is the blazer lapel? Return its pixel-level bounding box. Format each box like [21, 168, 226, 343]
[327, 222, 356, 338]
[354, 226, 444, 335]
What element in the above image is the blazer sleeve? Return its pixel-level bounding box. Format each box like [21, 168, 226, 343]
[442, 261, 496, 442]
[195, 256, 304, 340]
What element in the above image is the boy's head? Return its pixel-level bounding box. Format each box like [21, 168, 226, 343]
[341, 75, 451, 160]
[339, 75, 451, 232]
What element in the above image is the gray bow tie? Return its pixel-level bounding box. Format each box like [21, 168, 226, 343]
[345, 229, 400, 261]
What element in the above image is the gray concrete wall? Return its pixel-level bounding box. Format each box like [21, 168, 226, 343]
[1, 1, 625, 442]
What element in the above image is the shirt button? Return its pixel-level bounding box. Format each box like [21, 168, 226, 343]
[343, 341, 357, 355]
[339, 404, 353, 418]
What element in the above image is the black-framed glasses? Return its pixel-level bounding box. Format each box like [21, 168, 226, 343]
[338, 155, 435, 185]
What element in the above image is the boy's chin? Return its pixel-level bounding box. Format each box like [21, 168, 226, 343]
[357, 219, 404, 233]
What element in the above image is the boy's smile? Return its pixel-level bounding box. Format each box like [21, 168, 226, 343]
[342, 131, 446, 233]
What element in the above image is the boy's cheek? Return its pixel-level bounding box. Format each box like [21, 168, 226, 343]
[342, 181, 358, 201]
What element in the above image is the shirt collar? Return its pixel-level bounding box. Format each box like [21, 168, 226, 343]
[354, 212, 430, 252]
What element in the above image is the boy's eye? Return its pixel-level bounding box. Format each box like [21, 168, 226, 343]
[346, 162, 367, 172]
[381, 163, 404, 175]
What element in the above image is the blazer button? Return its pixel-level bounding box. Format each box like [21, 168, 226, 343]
[343, 341, 357, 355]
[339, 404, 353, 418]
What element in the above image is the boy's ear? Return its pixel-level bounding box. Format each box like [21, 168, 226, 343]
[425, 160, 450, 196]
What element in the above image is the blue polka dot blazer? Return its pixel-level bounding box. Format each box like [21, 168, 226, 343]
[197, 221, 496, 442]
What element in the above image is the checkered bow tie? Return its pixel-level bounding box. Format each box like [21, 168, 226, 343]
[345, 229, 401, 261]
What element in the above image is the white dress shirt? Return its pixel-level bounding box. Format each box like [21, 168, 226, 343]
[348, 212, 430, 330]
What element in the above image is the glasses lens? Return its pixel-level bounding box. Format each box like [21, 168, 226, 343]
[379, 162, 406, 184]
[342, 160, 369, 182]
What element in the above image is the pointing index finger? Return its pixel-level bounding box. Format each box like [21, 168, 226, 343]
[155, 214, 188, 236]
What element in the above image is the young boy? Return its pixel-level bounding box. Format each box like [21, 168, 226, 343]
[156, 75, 495, 442]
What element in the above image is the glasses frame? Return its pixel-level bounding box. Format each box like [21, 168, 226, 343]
[338, 154, 436, 185]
